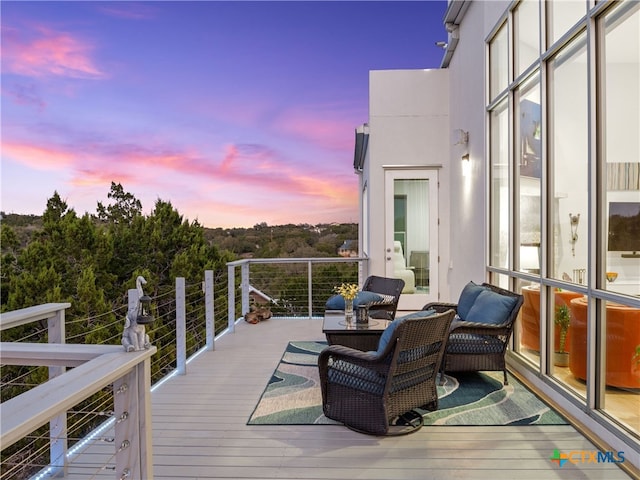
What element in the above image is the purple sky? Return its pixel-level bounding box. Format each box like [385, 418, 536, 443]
[1, 1, 447, 227]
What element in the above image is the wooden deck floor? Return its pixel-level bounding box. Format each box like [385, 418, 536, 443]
[67, 318, 633, 479]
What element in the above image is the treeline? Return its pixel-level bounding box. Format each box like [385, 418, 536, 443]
[0, 182, 357, 477]
[0, 182, 357, 320]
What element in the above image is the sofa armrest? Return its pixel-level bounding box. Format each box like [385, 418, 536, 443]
[423, 302, 458, 314]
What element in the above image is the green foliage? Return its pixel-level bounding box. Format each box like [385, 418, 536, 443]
[554, 304, 571, 353]
[1, 184, 359, 477]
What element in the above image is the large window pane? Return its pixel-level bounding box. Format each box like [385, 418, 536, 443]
[549, 33, 588, 284]
[602, 2, 640, 297]
[490, 100, 509, 269]
[602, 299, 640, 430]
[393, 178, 430, 294]
[490, 23, 509, 100]
[514, 0, 540, 76]
[517, 75, 541, 275]
[600, 1, 640, 436]
[546, 0, 586, 47]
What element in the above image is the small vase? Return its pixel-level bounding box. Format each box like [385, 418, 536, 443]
[344, 298, 354, 320]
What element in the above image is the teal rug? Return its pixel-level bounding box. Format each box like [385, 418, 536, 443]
[248, 341, 567, 426]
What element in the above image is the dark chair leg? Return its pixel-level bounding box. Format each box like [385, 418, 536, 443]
[503, 370, 508, 385]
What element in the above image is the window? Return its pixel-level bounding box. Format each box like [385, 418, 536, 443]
[490, 22, 509, 100]
[516, 75, 541, 275]
[546, 0, 586, 47]
[548, 33, 588, 282]
[489, 100, 509, 269]
[514, 0, 540, 76]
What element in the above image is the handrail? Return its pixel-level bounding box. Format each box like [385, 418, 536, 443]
[227, 257, 366, 327]
[0, 303, 71, 330]
[1, 258, 367, 478]
[226, 256, 368, 266]
[0, 344, 156, 450]
[1, 304, 156, 479]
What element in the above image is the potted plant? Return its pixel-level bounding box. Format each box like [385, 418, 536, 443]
[554, 304, 571, 367]
[633, 345, 640, 380]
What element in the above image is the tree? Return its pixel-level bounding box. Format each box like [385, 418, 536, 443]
[96, 182, 142, 225]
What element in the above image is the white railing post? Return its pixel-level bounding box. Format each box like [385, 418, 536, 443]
[48, 308, 67, 478]
[307, 261, 313, 319]
[227, 264, 236, 332]
[205, 270, 215, 351]
[241, 262, 250, 319]
[176, 277, 186, 375]
[113, 356, 154, 480]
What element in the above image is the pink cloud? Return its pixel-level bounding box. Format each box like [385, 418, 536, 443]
[272, 104, 359, 151]
[2, 24, 105, 79]
[2, 133, 357, 226]
[1, 141, 74, 169]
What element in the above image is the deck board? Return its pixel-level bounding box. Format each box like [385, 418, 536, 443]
[64, 318, 632, 479]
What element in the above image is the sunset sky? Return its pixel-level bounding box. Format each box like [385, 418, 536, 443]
[1, 1, 447, 227]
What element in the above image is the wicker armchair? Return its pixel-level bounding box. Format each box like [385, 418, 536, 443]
[318, 309, 455, 435]
[362, 275, 405, 321]
[423, 283, 523, 385]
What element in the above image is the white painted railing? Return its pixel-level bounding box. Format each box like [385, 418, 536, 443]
[0, 259, 365, 478]
[226, 256, 366, 332]
[0, 304, 156, 480]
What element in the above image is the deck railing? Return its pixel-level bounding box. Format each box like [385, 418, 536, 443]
[0, 257, 365, 479]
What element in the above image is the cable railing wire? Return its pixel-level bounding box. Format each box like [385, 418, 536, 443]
[2, 260, 362, 479]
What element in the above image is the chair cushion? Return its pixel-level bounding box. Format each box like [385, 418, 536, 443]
[325, 291, 385, 310]
[465, 289, 518, 326]
[376, 309, 436, 355]
[457, 281, 487, 320]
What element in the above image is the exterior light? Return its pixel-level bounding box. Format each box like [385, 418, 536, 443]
[136, 293, 154, 325]
[462, 153, 471, 177]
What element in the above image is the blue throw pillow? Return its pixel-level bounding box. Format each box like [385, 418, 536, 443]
[466, 289, 518, 326]
[325, 294, 345, 310]
[325, 291, 385, 310]
[354, 291, 384, 307]
[457, 281, 487, 320]
[376, 309, 436, 354]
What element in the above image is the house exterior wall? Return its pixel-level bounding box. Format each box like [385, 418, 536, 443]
[446, 0, 639, 472]
[364, 69, 451, 301]
[445, 0, 498, 301]
[360, 0, 638, 470]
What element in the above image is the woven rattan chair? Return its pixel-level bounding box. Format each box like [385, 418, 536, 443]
[423, 283, 524, 385]
[318, 309, 455, 435]
[361, 275, 405, 321]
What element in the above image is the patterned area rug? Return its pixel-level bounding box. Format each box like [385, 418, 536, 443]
[247, 341, 567, 426]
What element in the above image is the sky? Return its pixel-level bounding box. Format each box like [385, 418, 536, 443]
[1, 0, 448, 228]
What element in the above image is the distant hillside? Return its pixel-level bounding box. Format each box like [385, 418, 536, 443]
[1, 212, 357, 258]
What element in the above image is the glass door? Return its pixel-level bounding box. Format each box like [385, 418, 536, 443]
[384, 168, 439, 310]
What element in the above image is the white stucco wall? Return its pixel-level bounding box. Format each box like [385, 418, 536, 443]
[445, 0, 502, 300]
[364, 69, 450, 303]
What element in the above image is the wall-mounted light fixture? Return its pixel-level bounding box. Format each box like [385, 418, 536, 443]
[452, 129, 469, 146]
[461, 153, 471, 177]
